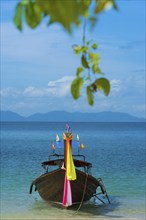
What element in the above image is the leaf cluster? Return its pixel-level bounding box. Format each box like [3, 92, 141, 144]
[14, 0, 91, 32]
[71, 40, 110, 105]
[14, 0, 117, 32]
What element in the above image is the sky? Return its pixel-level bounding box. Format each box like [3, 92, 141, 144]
[0, 0, 145, 117]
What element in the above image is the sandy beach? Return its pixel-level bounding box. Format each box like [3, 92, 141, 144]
[1, 214, 145, 220]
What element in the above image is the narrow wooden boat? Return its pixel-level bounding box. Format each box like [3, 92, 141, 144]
[30, 125, 110, 208]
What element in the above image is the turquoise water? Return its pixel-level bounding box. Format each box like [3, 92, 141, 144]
[0, 122, 145, 219]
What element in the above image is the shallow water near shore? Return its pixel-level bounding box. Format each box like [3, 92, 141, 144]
[1, 122, 145, 219]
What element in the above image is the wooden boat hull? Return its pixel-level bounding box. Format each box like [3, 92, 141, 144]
[30, 168, 100, 206]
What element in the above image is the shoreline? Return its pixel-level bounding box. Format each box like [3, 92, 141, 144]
[1, 212, 145, 220]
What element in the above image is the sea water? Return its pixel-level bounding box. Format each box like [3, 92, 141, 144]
[0, 122, 145, 220]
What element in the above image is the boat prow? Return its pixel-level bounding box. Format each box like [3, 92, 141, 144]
[30, 167, 99, 206]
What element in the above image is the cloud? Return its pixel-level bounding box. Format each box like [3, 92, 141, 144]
[110, 79, 122, 93]
[0, 87, 20, 97]
[1, 74, 145, 117]
[1, 76, 74, 99]
[48, 76, 74, 87]
[23, 87, 48, 97]
[47, 76, 74, 97]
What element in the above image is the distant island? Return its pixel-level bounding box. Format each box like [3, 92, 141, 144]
[0, 110, 145, 122]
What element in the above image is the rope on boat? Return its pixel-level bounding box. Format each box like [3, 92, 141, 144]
[76, 173, 88, 212]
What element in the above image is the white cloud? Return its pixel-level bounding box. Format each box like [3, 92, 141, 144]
[110, 79, 122, 92]
[48, 76, 74, 86]
[0, 76, 74, 99]
[23, 87, 48, 97]
[47, 76, 74, 97]
[0, 87, 20, 97]
[1, 74, 145, 118]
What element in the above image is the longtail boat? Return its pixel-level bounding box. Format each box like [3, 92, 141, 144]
[29, 124, 110, 208]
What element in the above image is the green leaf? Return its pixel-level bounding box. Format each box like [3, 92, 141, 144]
[92, 64, 101, 74]
[36, 0, 51, 15]
[14, 0, 91, 32]
[25, 2, 42, 29]
[13, 3, 24, 31]
[21, 0, 29, 6]
[73, 45, 82, 55]
[95, 0, 107, 14]
[81, 46, 88, 53]
[81, 55, 89, 68]
[94, 77, 110, 96]
[86, 86, 94, 105]
[88, 52, 100, 64]
[41, 0, 90, 32]
[71, 77, 84, 100]
[76, 67, 84, 77]
[91, 43, 97, 49]
[95, 0, 116, 14]
[79, 0, 91, 17]
[73, 45, 89, 55]
[46, 1, 73, 32]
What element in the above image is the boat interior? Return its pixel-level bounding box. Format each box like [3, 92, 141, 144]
[41, 154, 92, 174]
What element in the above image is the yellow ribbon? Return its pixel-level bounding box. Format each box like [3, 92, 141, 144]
[63, 133, 76, 181]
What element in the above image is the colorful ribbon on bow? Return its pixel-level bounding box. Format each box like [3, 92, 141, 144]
[62, 132, 76, 207]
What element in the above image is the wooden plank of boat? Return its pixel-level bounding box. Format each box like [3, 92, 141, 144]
[31, 168, 100, 206]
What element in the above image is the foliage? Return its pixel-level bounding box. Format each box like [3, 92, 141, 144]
[13, 0, 117, 105]
[72, 39, 110, 105]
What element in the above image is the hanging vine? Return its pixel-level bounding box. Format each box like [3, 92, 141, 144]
[71, 18, 110, 105]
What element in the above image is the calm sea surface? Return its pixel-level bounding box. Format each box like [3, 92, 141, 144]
[0, 122, 145, 219]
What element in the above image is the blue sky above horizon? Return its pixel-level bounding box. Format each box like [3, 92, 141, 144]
[1, 0, 145, 117]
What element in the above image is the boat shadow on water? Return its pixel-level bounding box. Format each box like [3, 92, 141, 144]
[30, 195, 122, 219]
[66, 196, 122, 218]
